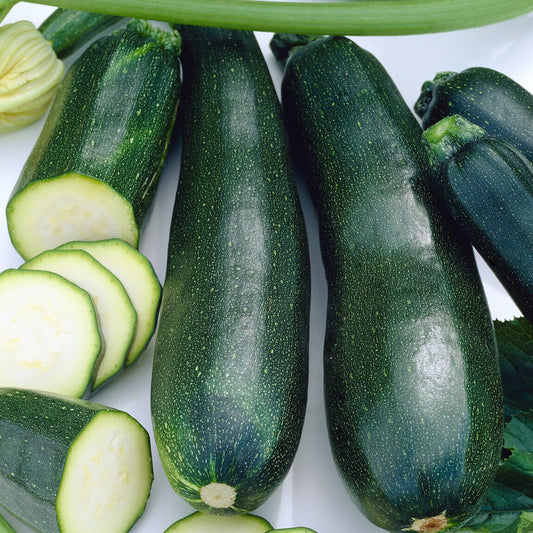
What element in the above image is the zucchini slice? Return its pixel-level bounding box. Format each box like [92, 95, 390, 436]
[57, 238, 161, 366]
[164, 512, 273, 532]
[21, 248, 137, 391]
[6, 19, 182, 260]
[0, 388, 153, 533]
[0, 268, 102, 398]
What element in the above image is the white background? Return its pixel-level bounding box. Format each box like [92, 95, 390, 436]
[1, 3, 532, 532]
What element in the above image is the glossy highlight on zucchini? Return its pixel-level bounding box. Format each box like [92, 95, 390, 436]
[275, 33, 504, 532]
[152, 25, 310, 516]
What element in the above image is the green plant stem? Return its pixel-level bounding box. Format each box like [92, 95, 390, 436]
[0, 513, 15, 533]
[1, 0, 532, 35]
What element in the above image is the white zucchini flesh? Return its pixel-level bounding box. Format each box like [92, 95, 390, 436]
[57, 239, 161, 366]
[21, 248, 137, 391]
[164, 512, 273, 532]
[0, 268, 102, 398]
[56, 410, 153, 533]
[6, 173, 139, 260]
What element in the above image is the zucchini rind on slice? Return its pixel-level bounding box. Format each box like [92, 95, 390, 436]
[164, 512, 273, 532]
[0, 388, 153, 533]
[21, 248, 137, 391]
[0, 268, 102, 398]
[57, 238, 161, 366]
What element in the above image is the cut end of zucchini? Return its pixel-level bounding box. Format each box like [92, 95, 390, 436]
[0, 268, 101, 398]
[165, 511, 273, 533]
[56, 410, 153, 533]
[406, 513, 449, 532]
[7, 172, 139, 260]
[200, 482, 237, 509]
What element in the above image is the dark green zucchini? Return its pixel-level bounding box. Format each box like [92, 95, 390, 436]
[6, 19, 182, 260]
[38, 8, 124, 59]
[414, 67, 533, 162]
[273, 34, 504, 532]
[151, 26, 310, 515]
[423, 114, 533, 325]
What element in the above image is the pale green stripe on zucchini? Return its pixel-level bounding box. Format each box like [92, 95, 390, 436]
[0, 268, 102, 398]
[21, 248, 137, 391]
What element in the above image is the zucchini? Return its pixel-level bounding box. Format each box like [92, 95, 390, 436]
[274, 34, 504, 532]
[164, 512, 273, 532]
[0, 268, 102, 398]
[6, 18, 182, 260]
[38, 8, 124, 59]
[423, 114, 533, 325]
[57, 238, 161, 366]
[20, 248, 137, 391]
[414, 67, 533, 162]
[0, 387, 153, 533]
[151, 26, 311, 515]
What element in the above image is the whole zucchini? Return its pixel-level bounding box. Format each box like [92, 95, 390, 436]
[423, 114, 533, 325]
[6, 19, 182, 260]
[151, 26, 310, 515]
[414, 67, 533, 162]
[274, 34, 504, 532]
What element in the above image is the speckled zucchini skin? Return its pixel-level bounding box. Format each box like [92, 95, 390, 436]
[278, 35, 504, 532]
[424, 117, 533, 326]
[415, 67, 533, 162]
[151, 26, 310, 515]
[38, 8, 123, 59]
[10, 19, 181, 238]
[0, 389, 120, 533]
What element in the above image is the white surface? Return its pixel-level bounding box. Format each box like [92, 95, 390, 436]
[1, 4, 531, 533]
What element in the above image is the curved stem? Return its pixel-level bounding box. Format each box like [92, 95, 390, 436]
[5, 0, 532, 35]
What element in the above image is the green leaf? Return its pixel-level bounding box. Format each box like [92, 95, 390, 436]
[457, 320, 533, 533]
[494, 317, 533, 418]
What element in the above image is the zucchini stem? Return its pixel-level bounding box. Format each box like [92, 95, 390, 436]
[2, 0, 532, 35]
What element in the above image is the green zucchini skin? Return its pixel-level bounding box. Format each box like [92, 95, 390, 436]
[278, 35, 504, 532]
[423, 115, 533, 326]
[9, 19, 181, 248]
[38, 8, 124, 59]
[151, 26, 310, 515]
[414, 67, 533, 162]
[0, 388, 153, 533]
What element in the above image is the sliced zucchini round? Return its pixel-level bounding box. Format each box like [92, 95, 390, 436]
[0, 268, 102, 398]
[21, 248, 137, 391]
[57, 238, 161, 366]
